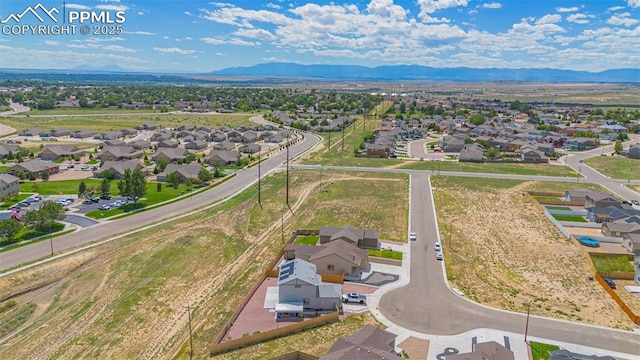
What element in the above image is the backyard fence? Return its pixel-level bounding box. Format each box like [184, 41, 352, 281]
[595, 273, 640, 324]
[527, 191, 564, 197]
[543, 210, 571, 238]
[269, 351, 319, 360]
[210, 308, 340, 356]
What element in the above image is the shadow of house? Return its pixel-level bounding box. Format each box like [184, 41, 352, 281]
[283, 239, 369, 277]
[319, 324, 397, 360]
[319, 225, 379, 249]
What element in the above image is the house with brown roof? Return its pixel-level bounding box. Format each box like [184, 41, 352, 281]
[127, 139, 151, 150]
[446, 341, 514, 360]
[0, 173, 20, 197]
[283, 240, 369, 277]
[320, 324, 397, 360]
[8, 160, 60, 178]
[157, 139, 179, 148]
[239, 143, 260, 154]
[585, 193, 622, 209]
[153, 147, 188, 163]
[157, 163, 205, 183]
[38, 144, 85, 161]
[319, 225, 379, 249]
[99, 146, 143, 161]
[72, 129, 97, 139]
[205, 150, 240, 166]
[520, 145, 549, 163]
[212, 140, 236, 151]
[94, 130, 123, 140]
[0, 144, 20, 159]
[185, 140, 208, 150]
[95, 160, 145, 180]
[458, 143, 485, 162]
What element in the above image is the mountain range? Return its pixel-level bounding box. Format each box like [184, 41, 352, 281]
[210, 63, 640, 83]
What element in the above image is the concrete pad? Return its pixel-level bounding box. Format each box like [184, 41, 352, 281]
[398, 336, 429, 359]
[264, 286, 279, 309]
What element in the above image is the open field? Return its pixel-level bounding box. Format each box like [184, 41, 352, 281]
[0, 169, 408, 359]
[432, 176, 634, 329]
[583, 156, 640, 180]
[0, 112, 253, 133]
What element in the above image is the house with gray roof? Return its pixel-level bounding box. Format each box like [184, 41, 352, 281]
[99, 146, 143, 161]
[0, 144, 20, 159]
[459, 143, 485, 162]
[38, 144, 85, 161]
[548, 349, 615, 360]
[0, 173, 19, 197]
[72, 129, 97, 139]
[319, 225, 379, 249]
[239, 143, 260, 154]
[283, 239, 369, 277]
[320, 324, 397, 360]
[446, 341, 514, 360]
[601, 221, 640, 237]
[438, 136, 465, 152]
[628, 144, 640, 159]
[8, 160, 59, 178]
[275, 259, 342, 321]
[153, 147, 187, 163]
[94, 130, 123, 140]
[205, 150, 240, 166]
[157, 163, 204, 183]
[185, 140, 208, 150]
[157, 139, 179, 148]
[212, 140, 236, 151]
[520, 145, 548, 163]
[95, 160, 145, 180]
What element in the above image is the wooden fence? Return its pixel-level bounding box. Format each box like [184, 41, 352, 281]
[597, 272, 635, 280]
[527, 191, 564, 197]
[595, 273, 640, 324]
[210, 308, 340, 356]
[270, 351, 319, 360]
[537, 200, 584, 206]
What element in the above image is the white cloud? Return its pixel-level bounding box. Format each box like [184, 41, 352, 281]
[185, 11, 193, 16]
[234, 28, 276, 41]
[482, 2, 502, 9]
[124, 31, 155, 35]
[417, 0, 468, 15]
[103, 45, 136, 53]
[607, 6, 625, 12]
[215, 52, 227, 56]
[153, 47, 196, 55]
[95, 4, 129, 11]
[556, 6, 578, 13]
[44, 40, 60, 46]
[566, 13, 594, 24]
[607, 12, 639, 26]
[65, 4, 91, 10]
[536, 14, 562, 25]
[266, 3, 281, 10]
[628, 0, 640, 8]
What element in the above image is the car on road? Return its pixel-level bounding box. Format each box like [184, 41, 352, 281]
[631, 200, 640, 206]
[435, 252, 443, 260]
[604, 278, 616, 289]
[434, 242, 441, 251]
[81, 165, 90, 170]
[66, 164, 74, 169]
[341, 292, 366, 304]
[409, 232, 417, 241]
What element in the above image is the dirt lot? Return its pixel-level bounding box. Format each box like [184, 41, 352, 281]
[432, 177, 635, 329]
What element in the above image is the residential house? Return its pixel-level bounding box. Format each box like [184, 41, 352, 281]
[458, 143, 485, 162]
[99, 146, 143, 161]
[628, 144, 640, 159]
[136, 123, 158, 130]
[240, 131, 260, 143]
[601, 221, 640, 237]
[127, 139, 151, 150]
[585, 193, 622, 209]
[101, 139, 126, 147]
[275, 259, 342, 321]
[365, 143, 388, 158]
[205, 150, 240, 166]
[153, 147, 187, 163]
[446, 341, 514, 360]
[621, 233, 640, 285]
[157, 163, 204, 183]
[210, 132, 227, 142]
[239, 143, 260, 154]
[157, 139, 179, 148]
[20, 127, 42, 136]
[176, 129, 192, 138]
[491, 137, 511, 150]
[72, 129, 97, 139]
[151, 132, 172, 142]
[0, 144, 20, 159]
[95, 160, 145, 180]
[212, 140, 236, 151]
[51, 128, 72, 137]
[320, 324, 397, 360]
[565, 189, 603, 202]
[283, 240, 369, 277]
[94, 130, 122, 140]
[438, 136, 465, 152]
[536, 143, 556, 156]
[319, 225, 379, 249]
[8, 160, 60, 178]
[185, 140, 208, 151]
[0, 173, 20, 197]
[38, 144, 85, 161]
[121, 128, 138, 136]
[508, 139, 529, 151]
[520, 145, 549, 163]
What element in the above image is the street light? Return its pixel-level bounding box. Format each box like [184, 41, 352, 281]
[576, 161, 582, 183]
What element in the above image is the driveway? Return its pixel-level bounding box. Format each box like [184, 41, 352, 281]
[64, 215, 100, 228]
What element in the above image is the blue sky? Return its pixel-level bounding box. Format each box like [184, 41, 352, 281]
[0, 0, 638, 72]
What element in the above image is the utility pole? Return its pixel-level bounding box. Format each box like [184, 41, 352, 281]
[49, 221, 54, 256]
[524, 301, 531, 344]
[286, 134, 290, 208]
[281, 211, 285, 244]
[258, 150, 261, 207]
[186, 304, 193, 360]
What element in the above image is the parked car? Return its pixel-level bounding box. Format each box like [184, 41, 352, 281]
[100, 194, 112, 200]
[81, 165, 90, 170]
[99, 204, 111, 210]
[436, 252, 443, 260]
[66, 164, 74, 169]
[434, 242, 441, 251]
[341, 292, 366, 304]
[90, 197, 100, 203]
[604, 278, 616, 289]
[409, 232, 417, 241]
[82, 199, 93, 205]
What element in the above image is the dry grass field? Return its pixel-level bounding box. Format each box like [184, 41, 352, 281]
[432, 176, 635, 329]
[0, 169, 408, 360]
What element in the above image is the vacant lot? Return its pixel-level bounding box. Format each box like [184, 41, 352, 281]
[583, 156, 640, 180]
[0, 169, 407, 359]
[432, 176, 634, 329]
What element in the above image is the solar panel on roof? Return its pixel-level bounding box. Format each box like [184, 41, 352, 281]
[279, 261, 295, 281]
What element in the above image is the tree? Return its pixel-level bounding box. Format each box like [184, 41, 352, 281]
[485, 146, 499, 160]
[167, 171, 180, 189]
[78, 180, 87, 197]
[41, 172, 49, 181]
[0, 219, 23, 241]
[198, 169, 212, 183]
[101, 178, 111, 197]
[468, 114, 486, 126]
[101, 168, 115, 180]
[23, 201, 65, 232]
[157, 182, 162, 192]
[156, 159, 169, 172]
[614, 139, 623, 155]
[118, 168, 147, 202]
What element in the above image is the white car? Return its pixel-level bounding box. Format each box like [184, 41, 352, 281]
[436, 252, 443, 260]
[433, 242, 441, 251]
[341, 292, 366, 304]
[409, 232, 417, 241]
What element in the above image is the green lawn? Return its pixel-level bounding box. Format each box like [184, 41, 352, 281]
[551, 214, 587, 222]
[590, 253, 635, 273]
[294, 235, 319, 245]
[533, 196, 562, 201]
[20, 179, 113, 195]
[0, 166, 9, 173]
[0, 193, 33, 209]
[545, 206, 571, 211]
[367, 248, 403, 260]
[583, 156, 640, 180]
[0, 222, 65, 247]
[529, 341, 559, 360]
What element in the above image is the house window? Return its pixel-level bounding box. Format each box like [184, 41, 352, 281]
[327, 264, 335, 271]
[303, 298, 309, 305]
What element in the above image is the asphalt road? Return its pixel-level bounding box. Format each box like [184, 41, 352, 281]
[0, 130, 316, 270]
